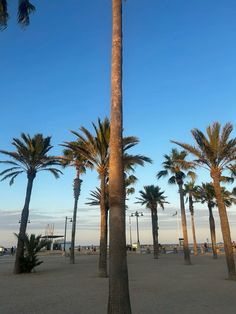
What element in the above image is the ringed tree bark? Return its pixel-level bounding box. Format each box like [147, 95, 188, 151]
[99, 169, 108, 277]
[208, 203, 217, 259]
[189, 193, 197, 256]
[14, 171, 35, 274]
[211, 169, 236, 280]
[108, 0, 132, 313]
[178, 181, 191, 265]
[151, 207, 159, 259]
[70, 173, 82, 264]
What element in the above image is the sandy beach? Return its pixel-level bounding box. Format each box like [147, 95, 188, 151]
[0, 252, 236, 314]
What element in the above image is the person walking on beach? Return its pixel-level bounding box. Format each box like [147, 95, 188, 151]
[204, 242, 208, 253]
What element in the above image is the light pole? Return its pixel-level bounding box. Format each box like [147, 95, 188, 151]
[131, 211, 143, 247]
[63, 216, 72, 251]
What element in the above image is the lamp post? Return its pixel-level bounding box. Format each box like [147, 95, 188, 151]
[63, 216, 72, 251]
[131, 211, 143, 248]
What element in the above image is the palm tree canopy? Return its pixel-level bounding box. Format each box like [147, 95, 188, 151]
[0, 0, 35, 29]
[183, 180, 199, 213]
[0, 133, 62, 185]
[184, 181, 198, 195]
[221, 187, 236, 207]
[172, 122, 236, 174]
[70, 117, 152, 177]
[0, 0, 8, 29]
[60, 139, 93, 175]
[71, 117, 110, 176]
[196, 182, 236, 208]
[195, 183, 216, 208]
[136, 185, 168, 211]
[157, 148, 195, 185]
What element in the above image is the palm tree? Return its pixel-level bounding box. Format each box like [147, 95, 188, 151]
[196, 183, 218, 259]
[72, 118, 110, 277]
[0, 133, 62, 274]
[184, 181, 198, 256]
[15, 233, 48, 273]
[71, 117, 151, 278]
[172, 122, 236, 280]
[157, 148, 195, 265]
[136, 185, 168, 259]
[0, 0, 35, 29]
[196, 183, 236, 259]
[61, 141, 92, 264]
[108, 1, 132, 310]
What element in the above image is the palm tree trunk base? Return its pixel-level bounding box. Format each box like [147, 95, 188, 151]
[99, 270, 108, 278]
[228, 273, 236, 281]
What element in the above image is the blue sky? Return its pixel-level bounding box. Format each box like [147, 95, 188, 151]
[0, 0, 236, 246]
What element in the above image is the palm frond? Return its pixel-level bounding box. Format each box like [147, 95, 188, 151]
[1, 170, 24, 185]
[40, 168, 63, 179]
[156, 170, 168, 179]
[18, 0, 35, 26]
[0, 160, 21, 166]
[0, 0, 8, 29]
[168, 176, 176, 185]
[0, 166, 22, 176]
[136, 185, 168, 211]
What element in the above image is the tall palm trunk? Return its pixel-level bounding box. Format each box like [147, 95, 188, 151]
[190, 213, 197, 256]
[189, 194, 197, 256]
[211, 172, 236, 280]
[108, 0, 131, 313]
[99, 172, 108, 277]
[14, 174, 35, 274]
[70, 175, 82, 264]
[151, 208, 159, 259]
[208, 204, 217, 259]
[178, 183, 191, 265]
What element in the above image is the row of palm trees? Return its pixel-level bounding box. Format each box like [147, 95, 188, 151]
[2, 121, 235, 280]
[168, 122, 236, 280]
[0, 117, 152, 276]
[1, 122, 236, 313]
[129, 122, 236, 287]
[136, 180, 236, 262]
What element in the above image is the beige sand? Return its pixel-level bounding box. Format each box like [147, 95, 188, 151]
[0, 253, 236, 314]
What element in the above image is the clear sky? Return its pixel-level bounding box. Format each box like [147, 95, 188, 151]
[0, 0, 236, 247]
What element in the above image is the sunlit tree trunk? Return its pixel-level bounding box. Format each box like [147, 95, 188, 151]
[211, 171, 236, 280]
[151, 208, 159, 259]
[178, 183, 191, 265]
[99, 171, 108, 277]
[189, 194, 197, 256]
[108, 0, 132, 312]
[190, 213, 197, 256]
[208, 204, 217, 259]
[14, 173, 35, 274]
[70, 175, 82, 264]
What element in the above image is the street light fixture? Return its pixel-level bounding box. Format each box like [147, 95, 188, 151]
[131, 211, 143, 247]
[63, 216, 72, 251]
